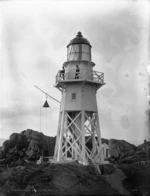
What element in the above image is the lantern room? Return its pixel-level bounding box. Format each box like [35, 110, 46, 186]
[67, 32, 91, 62]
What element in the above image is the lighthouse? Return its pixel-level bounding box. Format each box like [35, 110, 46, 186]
[54, 32, 105, 166]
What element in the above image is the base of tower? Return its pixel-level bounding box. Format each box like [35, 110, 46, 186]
[43, 156, 110, 175]
[37, 155, 113, 177]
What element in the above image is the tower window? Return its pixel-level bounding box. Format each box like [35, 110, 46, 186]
[106, 149, 109, 158]
[71, 93, 76, 100]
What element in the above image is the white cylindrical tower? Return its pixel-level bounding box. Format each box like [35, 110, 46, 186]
[54, 32, 105, 168]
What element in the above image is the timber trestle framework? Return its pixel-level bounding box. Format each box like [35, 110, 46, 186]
[54, 110, 104, 166]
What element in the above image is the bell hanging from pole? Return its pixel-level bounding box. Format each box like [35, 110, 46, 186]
[43, 100, 50, 108]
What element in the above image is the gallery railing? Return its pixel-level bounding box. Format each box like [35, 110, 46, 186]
[56, 69, 104, 84]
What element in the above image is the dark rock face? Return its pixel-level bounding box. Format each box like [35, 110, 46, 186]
[99, 164, 115, 175]
[0, 129, 56, 166]
[0, 130, 149, 195]
[108, 139, 137, 160]
[137, 141, 150, 151]
[101, 138, 109, 145]
[0, 162, 120, 196]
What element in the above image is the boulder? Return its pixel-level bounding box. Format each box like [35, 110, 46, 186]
[28, 140, 40, 151]
[0, 146, 4, 158]
[9, 133, 19, 147]
[99, 164, 115, 175]
[22, 129, 42, 141]
[1, 129, 56, 166]
[2, 140, 11, 152]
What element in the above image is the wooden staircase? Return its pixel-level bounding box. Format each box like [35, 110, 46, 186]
[88, 157, 101, 174]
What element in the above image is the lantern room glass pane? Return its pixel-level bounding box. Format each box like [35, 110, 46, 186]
[82, 53, 89, 61]
[82, 44, 89, 53]
[67, 45, 79, 61]
[82, 44, 91, 61]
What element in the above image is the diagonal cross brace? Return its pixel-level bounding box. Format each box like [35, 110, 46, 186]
[66, 112, 82, 133]
[61, 135, 82, 159]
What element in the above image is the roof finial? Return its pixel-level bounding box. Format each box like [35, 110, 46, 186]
[77, 31, 83, 38]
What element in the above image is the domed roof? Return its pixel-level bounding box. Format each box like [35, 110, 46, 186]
[67, 32, 91, 48]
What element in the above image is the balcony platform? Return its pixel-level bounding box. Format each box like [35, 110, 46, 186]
[55, 69, 105, 89]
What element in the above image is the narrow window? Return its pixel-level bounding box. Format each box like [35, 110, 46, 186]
[71, 93, 76, 100]
[106, 149, 109, 158]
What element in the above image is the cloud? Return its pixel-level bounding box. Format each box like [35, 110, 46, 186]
[120, 115, 131, 129]
[1, 103, 38, 120]
[101, 87, 114, 98]
[0, 0, 149, 145]
[85, 4, 144, 63]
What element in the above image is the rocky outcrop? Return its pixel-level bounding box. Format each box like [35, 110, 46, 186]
[137, 141, 150, 150]
[1, 129, 147, 166]
[108, 139, 136, 160]
[0, 129, 56, 166]
[0, 162, 120, 196]
[101, 138, 109, 145]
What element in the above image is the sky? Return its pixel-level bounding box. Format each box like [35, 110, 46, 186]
[0, 0, 149, 145]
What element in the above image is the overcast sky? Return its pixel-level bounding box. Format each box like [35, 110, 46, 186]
[0, 0, 149, 145]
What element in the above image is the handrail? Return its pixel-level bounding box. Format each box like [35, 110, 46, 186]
[56, 68, 104, 84]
